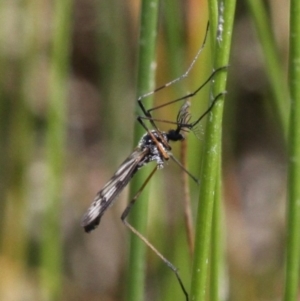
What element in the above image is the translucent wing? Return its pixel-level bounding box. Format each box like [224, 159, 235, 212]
[81, 148, 149, 232]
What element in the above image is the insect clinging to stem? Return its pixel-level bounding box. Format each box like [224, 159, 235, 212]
[81, 22, 227, 301]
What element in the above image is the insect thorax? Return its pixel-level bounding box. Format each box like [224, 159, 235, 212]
[138, 130, 170, 169]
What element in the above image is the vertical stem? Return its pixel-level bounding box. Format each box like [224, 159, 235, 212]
[41, 0, 72, 300]
[208, 5, 222, 299]
[0, 1, 7, 212]
[210, 164, 223, 301]
[190, 1, 236, 300]
[126, 1, 159, 301]
[0, 0, 36, 273]
[246, 0, 289, 138]
[96, 0, 132, 159]
[284, 0, 300, 300]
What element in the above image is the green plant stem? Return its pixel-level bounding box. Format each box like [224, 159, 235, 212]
[246, 0, 289, 138]
[210, 164, 222, 301]
[208, 7, 223, 298]
[0, 0, 34, 262]
[190, 1, 236, 300]
[0, 1, 7, 213]
[126, 1, 159, 301]
[163, 0, 184, 82]
[41, 0, 72, 300]
[96, 0, 132, 159]
[284, 1, 300, 300]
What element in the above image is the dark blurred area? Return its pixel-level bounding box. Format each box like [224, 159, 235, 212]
[0, 0, 290, 301]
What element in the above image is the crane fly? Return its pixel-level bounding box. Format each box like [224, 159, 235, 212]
[81, 21, 227, 301]
[81, 93, 225, 232]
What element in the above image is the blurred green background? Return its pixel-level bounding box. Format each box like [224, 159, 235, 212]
[0, 0, 289, 301]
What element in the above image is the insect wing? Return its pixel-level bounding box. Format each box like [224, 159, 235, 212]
[81, 148, 149, 232]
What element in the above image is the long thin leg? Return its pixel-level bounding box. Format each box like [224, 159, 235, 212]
[148, 66, 228, 113]
[137, 91, 227, 131]
[135, 22, 210, 133]
[139, 93, 227, 185]
[180, 138, 194, 258]
[170, 154, 199, 184]
[138, 115, 184, 127]
[188, 91, 227, 128]
[137, 22, 210, 105]
[121, 166, 189, 301]
[135, 69, 227, 158]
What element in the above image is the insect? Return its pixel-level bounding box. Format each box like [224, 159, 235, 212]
[81, 96, 223, 231]
[81, 22, 227, 301]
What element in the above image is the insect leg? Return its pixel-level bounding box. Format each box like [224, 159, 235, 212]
[136, 22, 210, 104]
[138, 115, 182, 126]
[169, 154, 199, 184]
[121, 166, 189, 301]
[135, 22, 211, 134]
[188, 91, 227, 129]
[148, 65, 228, 114]
[180, 138, 194, 257]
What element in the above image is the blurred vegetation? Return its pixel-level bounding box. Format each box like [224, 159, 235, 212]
[0, 1, 294, 301]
